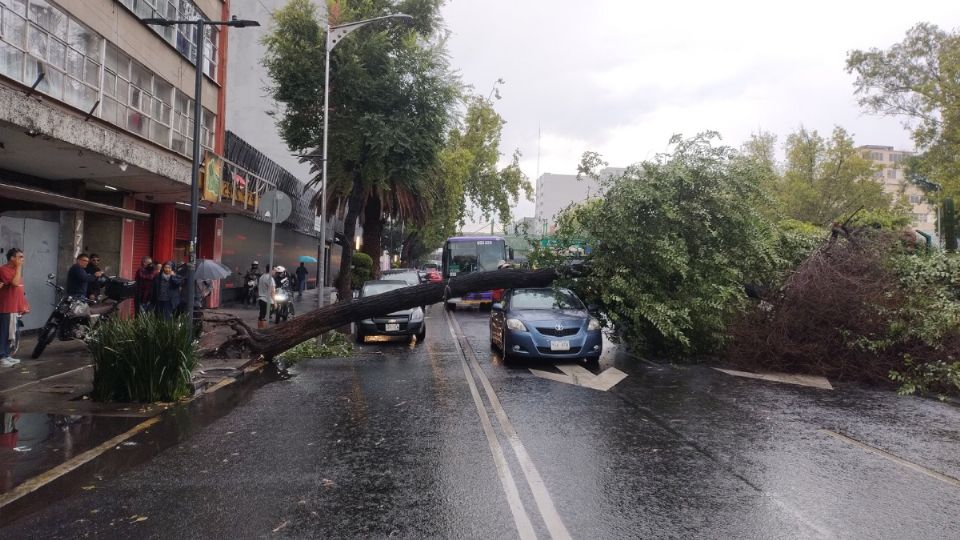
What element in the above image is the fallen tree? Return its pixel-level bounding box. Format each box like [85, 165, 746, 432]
[205, 268, 559, 360]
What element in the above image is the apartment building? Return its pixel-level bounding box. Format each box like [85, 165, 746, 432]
[0, 0, 243, 324]
[534, 167, 624, 235]
[858, 145, 935, 234]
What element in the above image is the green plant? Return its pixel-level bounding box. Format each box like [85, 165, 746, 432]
[351, 252, 374, 289]
[278, 332, 353, 365]
[89, 315, 198, 403]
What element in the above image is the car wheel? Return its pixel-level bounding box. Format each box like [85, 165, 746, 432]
[355, 330, 365, 344]
[584, 357, 600, 369]
[416, 326, 426, 343]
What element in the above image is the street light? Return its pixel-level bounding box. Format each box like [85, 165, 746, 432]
[144, 15, 259, 329]
[317, 13, 414, 311]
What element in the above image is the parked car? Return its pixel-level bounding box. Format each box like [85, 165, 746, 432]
[490, 287, 601, 364]
[355, 280, 426, 344]
[422, 269, 442, 283]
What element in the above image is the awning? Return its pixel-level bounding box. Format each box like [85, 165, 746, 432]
[0, 182, 150, 221]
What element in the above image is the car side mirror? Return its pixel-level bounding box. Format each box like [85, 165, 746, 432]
[491, 303, 503, 312]
[587, 304, 598, 313]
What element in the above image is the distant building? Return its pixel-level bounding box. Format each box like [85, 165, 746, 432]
[857, 145, 935, 233]
[534, 167, 624, 234]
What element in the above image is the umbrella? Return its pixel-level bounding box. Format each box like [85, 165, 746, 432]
[299, 255, 318, 263]
[193, 259, 233, 281]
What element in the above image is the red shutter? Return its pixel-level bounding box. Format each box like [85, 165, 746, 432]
[131, 201, 154, 276]
[175, 209, 190, 241]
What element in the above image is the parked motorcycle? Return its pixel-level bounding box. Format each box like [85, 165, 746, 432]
[31, 273, 135, 359]
[272, 275, 295, 324]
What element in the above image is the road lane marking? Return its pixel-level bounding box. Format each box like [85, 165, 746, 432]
[444, 316, 538, 540]
[821, 429, 960, 488]
[530, 364, 628, 391]
[447, 312, 572, 540]
[0, 416, 162, 508]
[714, 368, 834, 390]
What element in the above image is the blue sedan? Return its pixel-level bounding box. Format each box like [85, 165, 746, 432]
[490, 288, 602, 364]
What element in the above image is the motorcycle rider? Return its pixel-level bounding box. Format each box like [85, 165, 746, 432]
[243, 261, 261, 305]
[66, 254, 102, 299]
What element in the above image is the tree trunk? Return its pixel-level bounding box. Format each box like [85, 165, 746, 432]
[211, 268, 558, 360]
[335, 179, 364, 301]
[362, 192, 383, 277]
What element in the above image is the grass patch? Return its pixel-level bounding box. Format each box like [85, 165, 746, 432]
[89, 315, 198, 403]
[278, 332, 354, 366]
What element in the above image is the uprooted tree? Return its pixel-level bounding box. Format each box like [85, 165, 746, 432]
[204, 268, 558, 360]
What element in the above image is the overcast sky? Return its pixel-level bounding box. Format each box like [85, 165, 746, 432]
[439, 0, 960, 223]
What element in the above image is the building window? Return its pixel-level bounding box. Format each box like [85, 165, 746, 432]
[869, 151, 884, 161]
[118, 0, 219, 81]
[909, 194, 923, 204]
[886, 168, 896, 179]
[0, 0, 101, 111]
[910, 213, 928, 223]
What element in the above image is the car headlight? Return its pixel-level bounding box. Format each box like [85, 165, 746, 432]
[410, 308, 424, 322]
[361, 318, 374, 324]
[506, 318, 528, 332]
[274, 292, 288, 302]
[588, 318, 601, 331]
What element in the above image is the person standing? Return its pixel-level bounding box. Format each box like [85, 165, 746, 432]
[134, 256, 158, 315]
[152, 261, 182, 320]
[85, 253, 103, 301]
[257, 267, 276, 329]
[0, 249, 30, 367]
[295, 262, 308, 299]
[66, 253, 101, 298]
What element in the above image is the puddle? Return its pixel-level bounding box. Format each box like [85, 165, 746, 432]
[0, 365, 288, 526]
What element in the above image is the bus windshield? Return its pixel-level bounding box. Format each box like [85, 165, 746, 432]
[443, 238, 507, 277]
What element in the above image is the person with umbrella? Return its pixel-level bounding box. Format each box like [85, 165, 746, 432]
[295, 262, 308, 299]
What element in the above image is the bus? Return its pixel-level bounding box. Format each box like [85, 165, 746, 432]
[442, 236, 510, 310]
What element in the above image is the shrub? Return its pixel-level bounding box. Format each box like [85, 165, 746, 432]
[89, 315, 198, 402]
[277, 331, 353, 365]
[351, 252, 374, 289]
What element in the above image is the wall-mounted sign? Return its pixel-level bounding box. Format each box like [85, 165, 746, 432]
[201, 153, 223, 203]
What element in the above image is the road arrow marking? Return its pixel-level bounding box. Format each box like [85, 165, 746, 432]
[530, 365, 628, 391]
[714, 368, 833, 390]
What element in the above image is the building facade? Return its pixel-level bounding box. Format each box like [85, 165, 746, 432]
[534, 167, 624, 235]
[0, 0, 244, 326]
[858, 145, 935, 234]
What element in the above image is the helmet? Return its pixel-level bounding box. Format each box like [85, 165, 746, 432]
[274, 266, 285, 273]
[252, 261, 260, 267]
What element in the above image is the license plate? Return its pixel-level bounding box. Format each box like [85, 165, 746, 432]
[385, 323, 400, 332]
[550, 340, 570, 351]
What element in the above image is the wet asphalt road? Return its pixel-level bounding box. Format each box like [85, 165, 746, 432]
[2, 307, 960, 538]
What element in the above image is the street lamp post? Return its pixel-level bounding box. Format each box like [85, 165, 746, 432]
[143, 15, 259, 331]
[317, 14, 413, 311]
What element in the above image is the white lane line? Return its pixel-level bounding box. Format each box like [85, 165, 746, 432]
[444, 316, 538, 540]
[714, 368, 833, 390]
[448, 313, 572, 540]
[821, 429, 960, 488]
[0, 416, 162, 508]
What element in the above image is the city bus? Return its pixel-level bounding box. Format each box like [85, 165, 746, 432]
[442, 236, 510, 310]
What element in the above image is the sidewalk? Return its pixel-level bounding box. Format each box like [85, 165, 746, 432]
[0, 287, 334, 415]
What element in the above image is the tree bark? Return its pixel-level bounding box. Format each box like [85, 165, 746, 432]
[362, 192, 383, 277]
[212, 268, 558, 360]
[336, 178, 364, 301]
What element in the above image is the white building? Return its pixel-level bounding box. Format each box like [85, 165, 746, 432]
[534, 167, 624, 235]
[857, 145, 935, 234]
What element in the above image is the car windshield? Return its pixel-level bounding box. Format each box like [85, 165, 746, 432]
[381, 271, 420, 286]
[510, 289, 584, 310]
[362, 282, 407, 297]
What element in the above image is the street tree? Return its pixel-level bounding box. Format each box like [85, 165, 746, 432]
[543, 133, 780, 355]
[847, 23, 960, 199]
[263, 0, 460, 299]
[778, 126, 893, 226]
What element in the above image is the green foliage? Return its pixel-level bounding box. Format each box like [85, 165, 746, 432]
[350, 251, 374, 289]
[890, 358, 960, 399]
[847, 23, 960, 201]
[89, 315, 198, 403]
[543, 133, 779, 355]
[847, 207, 913, 230]
[778, 126, 893, 226]
[944, 198, 957, 252]
[278, 332, 354, 365]
[771, 219, 825, 272]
